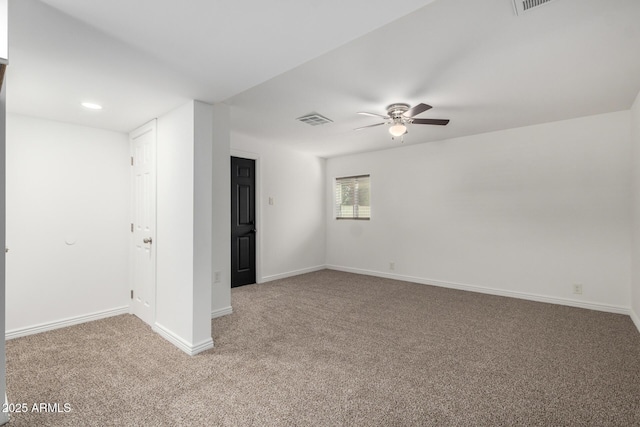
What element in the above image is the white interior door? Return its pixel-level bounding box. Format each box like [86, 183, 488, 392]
[130, 120, 156, 326]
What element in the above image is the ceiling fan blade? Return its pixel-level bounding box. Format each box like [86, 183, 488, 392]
[357, 111, 390, 119]
[354, 122, 386, 131]
[411, 118, 450, 126]
[403, 103, 432, 118]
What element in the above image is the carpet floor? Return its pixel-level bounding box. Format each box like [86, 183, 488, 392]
[5, 270, 640, 426]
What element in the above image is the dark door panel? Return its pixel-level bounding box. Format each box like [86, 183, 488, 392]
[231, 157, 256, 287]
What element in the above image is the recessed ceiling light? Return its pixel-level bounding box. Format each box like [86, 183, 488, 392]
[81, 102, 102, 110]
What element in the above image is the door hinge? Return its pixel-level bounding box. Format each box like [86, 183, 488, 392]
[131, 223, 134, 233]
[130, 290, 133, 299]
[130, 156, 134, 166]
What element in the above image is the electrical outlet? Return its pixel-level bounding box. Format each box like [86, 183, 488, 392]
[214, 271, 222, 283]
[389, 262, 395, 271]
[572, 284, 583, 295]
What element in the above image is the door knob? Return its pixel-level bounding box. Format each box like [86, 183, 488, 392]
[143, 237, 153, 244]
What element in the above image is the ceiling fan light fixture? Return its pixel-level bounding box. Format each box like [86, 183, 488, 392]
[389, 123, 407, 137]
[355, 102, 448, 139]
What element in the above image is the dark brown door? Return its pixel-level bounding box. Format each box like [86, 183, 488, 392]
[231, 157, 256, 287]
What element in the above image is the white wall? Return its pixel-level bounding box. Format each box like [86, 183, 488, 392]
[211, 104, 231, 316]
[156, 100, 217, 354]
[6, 114, 130, 336]
[327, 111, 632, 311]
[631, 90, 640, 329]
[0, 72, 9, 426]
[193, 101, 214, 345]
[156, 101, 198, 349]
[231, 134, 326, 282]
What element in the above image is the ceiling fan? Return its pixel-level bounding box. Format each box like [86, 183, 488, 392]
[355, 103, 449, 141]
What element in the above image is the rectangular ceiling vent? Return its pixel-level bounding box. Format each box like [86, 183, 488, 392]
[296, 113, 333, 126]
[512, 0, 555, 15]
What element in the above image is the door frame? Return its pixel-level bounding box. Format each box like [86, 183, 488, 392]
[129, 120, 157, 324]
[230, 149, 261, 284]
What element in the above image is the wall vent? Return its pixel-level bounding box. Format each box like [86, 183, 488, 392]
[513, 0, 555, 15]
[296, 113, 333, 126]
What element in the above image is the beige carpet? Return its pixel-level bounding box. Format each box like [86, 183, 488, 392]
[5, 270, 640, 426]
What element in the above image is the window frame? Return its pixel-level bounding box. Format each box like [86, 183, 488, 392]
[334, 174, 371, 221]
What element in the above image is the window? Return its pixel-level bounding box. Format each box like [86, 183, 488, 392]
[335, 175, 370, 220]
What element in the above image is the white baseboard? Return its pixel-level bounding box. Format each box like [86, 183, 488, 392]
[261, 265, 327, 283]
[5, 306, 129, 340]
[211, 306, 233, 319]
[326, 265, 631, 316]
[631, 309, 640, 334]
[153, 322, 214, 356]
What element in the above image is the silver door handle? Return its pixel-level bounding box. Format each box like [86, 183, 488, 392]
[143, 237, 153, 244]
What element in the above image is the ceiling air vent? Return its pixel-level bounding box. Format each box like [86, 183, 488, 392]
[512, 0, 555, 15]
[296, 113, 333, 126]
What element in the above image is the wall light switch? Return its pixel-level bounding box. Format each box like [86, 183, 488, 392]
[269, 197, 274, 206]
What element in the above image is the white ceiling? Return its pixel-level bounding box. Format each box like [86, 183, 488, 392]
[7, 0, 640, 158]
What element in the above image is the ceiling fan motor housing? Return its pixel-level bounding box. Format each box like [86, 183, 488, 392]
[387, 103, 410, 120]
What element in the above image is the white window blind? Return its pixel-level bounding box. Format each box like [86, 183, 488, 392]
[335, 175, 370, 220]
